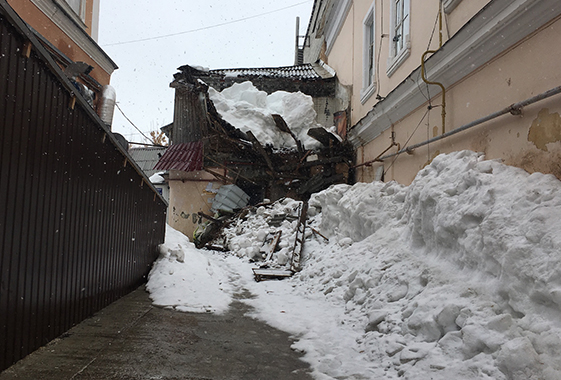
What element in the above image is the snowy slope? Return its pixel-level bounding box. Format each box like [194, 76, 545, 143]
[147, 150, 561, 379]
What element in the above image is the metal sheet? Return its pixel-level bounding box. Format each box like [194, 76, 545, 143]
[153, 141, 203, 172]
[0, 5, 167, 371]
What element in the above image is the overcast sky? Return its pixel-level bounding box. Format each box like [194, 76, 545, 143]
[97, 1, 313, 144]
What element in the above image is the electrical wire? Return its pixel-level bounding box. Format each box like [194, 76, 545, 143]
[102, 1, 312, 47]
[115, 102, 152, 142]
[427, 7, 440, 50]
[384, 108, 430, 176]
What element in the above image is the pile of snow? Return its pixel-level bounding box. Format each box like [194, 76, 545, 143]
[296, 150, 561, 379]
[146, 224, 233, 313]
[147, 150, 561, 379]
[208, 81, 327, 150]
[221, 198, 306, 264]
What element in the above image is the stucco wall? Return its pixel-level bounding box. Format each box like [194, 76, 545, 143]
[358, 16, 561, 184]
[445, 0, 491, 36]
[167, 170, 223, 241]
[326, 1, 445, 127]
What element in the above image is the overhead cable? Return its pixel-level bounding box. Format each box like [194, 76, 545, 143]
[103, 1, 312, 47]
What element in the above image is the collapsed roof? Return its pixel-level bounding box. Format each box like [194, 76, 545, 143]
[176, 62, 337, 96]
[157, 63, 352, 202]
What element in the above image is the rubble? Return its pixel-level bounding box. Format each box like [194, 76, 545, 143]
[167, 65, 354, 204]
[193, 198, 316, 281]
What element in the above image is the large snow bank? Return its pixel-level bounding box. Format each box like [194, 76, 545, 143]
[296, 150, 561, 379]
[147, 150, 561, 379]
[208, 81, 326, 150]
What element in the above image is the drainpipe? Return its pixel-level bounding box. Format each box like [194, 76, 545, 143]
[294, 17, 300, 65]
[421, 1, 446, 134]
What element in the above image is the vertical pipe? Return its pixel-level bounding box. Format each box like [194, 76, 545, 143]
[420, 1, 446, 134]
[294, 16, 300, 65]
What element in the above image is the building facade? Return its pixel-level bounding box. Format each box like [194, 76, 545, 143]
[304, 0, 561, 184]
[7, 0, 117, 123]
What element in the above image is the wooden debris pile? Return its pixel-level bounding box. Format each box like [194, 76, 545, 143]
[194, 199, 314, 281]
[170, 65, 354, 204]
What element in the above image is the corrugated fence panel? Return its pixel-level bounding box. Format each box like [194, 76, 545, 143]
[0, 8, 167, 371]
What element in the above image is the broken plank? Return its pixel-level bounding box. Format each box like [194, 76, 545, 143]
[290, 201, 308, 272]
[307, 127, 342, 148]
[246, 130, 276, 174]
[271, 114, 291, 134]
[297, 172, 344, 195]
[265, 231, 282, 261]
[310, 227, 329, 241]
[271, 114, 304, 156]
[204, 167, 233, 183]
[252, 268, 293, 282]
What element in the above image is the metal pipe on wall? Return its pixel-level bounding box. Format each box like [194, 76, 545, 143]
[379, 84, 561, 161]
[420, 1, 446, 134]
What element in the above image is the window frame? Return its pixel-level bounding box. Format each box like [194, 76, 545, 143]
[387, 0, 411, 77]
[361, 3, 377, 104]
[52, 0, 87, 28]
[443, 0, 463, 14]
[65, 0, 86, 21]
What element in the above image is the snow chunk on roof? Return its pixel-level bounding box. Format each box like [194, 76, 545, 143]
[209, 81, 328, 150]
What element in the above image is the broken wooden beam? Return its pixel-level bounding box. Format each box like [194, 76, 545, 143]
[307, 127, 342, 148]
[252, 268, 293, 282]
[290, 201, 308, 272]
[246, 130, 276, 175]
[265, 231, 282, 261]
[297, 172, 344, 195]
[271, 114, 304, 156]
[310, 227, 329, 241]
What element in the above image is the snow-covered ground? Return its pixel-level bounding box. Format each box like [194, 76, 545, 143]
[147, 150, 561, 380]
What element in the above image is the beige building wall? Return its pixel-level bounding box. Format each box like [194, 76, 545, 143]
[445, 0, 491, 36]
[358, 16, 561, 184]
[319, 0, 561, 185]
[167, 170, 223, 241]
[327, 1, 447, 126]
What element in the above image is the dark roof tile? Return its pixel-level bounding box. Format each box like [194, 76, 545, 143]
[153, 141, 203, 172]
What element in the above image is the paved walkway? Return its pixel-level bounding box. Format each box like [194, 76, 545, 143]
[0, 287, 312, 380]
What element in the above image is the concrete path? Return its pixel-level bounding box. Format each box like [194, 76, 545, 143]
[0, 287, 313, 380]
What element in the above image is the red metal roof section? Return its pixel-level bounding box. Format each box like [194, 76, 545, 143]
[153, 141, 203, 172]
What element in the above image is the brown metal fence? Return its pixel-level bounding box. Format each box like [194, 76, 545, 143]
[0, 2, 167, 371]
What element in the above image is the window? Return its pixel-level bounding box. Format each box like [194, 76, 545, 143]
[366, 18, 375, 86]
[361, 3, 376, 103]
[387, 0, 410, 76]
[65, 0, 85, 21]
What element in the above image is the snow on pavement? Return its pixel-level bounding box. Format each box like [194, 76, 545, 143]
[147, 150, 561, 379]
[146, 225, 233, 314]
